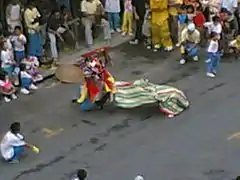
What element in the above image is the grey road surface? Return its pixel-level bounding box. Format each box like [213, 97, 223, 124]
[0, 43, 239, 180]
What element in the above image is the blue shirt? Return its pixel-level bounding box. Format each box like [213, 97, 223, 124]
[178, 15, 188, 24]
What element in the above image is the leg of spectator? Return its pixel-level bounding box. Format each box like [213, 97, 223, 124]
[107, 13, 114, 31]
[135, 18, 144, 41]
[113, 12, 121, 31]
[127, 12, 133, 34]
[48, 32, 58, 59]
[121, 11, 128, 34]
[82, 18, 94, 47]
[101, 18, 112, 41]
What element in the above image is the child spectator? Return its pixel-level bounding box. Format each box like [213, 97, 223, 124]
[19, 63, 38, 95]
[186, 4, 195, 22]
[121, 0, 134, 36]
[11, 26, 27, 65]
[193, 6, 206, 44]
[22, 56, 43, 82]
[206, 32, 221, 78]
[0, 71, 17, 102]
[176, 5, 188, 47]
[142, 3, 151, 49]
[204, 16, 222, 38]
[105, 0, 121, 33]
[0, 122, 39, 163]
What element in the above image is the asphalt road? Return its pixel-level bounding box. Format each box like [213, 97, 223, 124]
[0, 43, 240, 180]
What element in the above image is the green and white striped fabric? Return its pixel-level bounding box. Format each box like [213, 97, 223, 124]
[114, 79, 190, 115]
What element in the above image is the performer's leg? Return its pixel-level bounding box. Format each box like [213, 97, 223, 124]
[159, 19, 173, 51]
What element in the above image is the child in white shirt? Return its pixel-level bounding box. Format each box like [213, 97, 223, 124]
[0, 122, 39, 163]
[206, 32, 221, 78]
[11, 26, 26, 65]
[19, 63, 38, 94]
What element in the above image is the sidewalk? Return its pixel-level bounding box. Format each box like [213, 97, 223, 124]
[39, 33, 132, 81]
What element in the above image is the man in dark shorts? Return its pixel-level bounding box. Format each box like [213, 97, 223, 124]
[129, 0, 146, 45]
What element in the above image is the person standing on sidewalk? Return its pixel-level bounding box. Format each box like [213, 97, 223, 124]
[81, 0, 111, 48]
[105, 0, 121, 33]
[121, 0, 134, 36]
[129, 0, 146, 45]
[24, 2, 42, 59]
[206, 32, 221, 78]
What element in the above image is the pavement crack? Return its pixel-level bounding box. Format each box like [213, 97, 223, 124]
[95, 143, 107, 152]
[82, 119, 97, 126]
[199, 83, 226, 96]
[13, 156, 65, 180]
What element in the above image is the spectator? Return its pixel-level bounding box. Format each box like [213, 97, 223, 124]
[47, 10, 64, 64]
[222, 0, 238, 14]
[5, 0, 23, 32]
[81, 0, 111, 48]
[11, 26, 27, 65]
[229, 34, 240, 58]
[105, 0, 121, 33]
[179, 23, 200, 64]
[24, 2, 42, 59]
[19, 63, 38, 95]
[204, 15, 222, 38]
[206, 32, 221, 78]
[121, 0, 134, 36]
[142, 3, 151, 49]
[0, 122, 39, 163]
[176, 5, 188, 47]
[129, 0, 146, 45]
[0, 72, 17, 102]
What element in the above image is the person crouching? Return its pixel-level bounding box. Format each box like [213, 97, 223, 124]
[229, 35, 240, 59]
[0, 122, 39, 164]
[179, 23, 200, 64]
[0, 70, 17, 102]
[206, 32, 221, 78]
[19, 63, 38, 95]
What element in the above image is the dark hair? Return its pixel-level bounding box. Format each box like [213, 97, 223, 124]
[196, 5, 203, 12]
[212, 16, 220, 22]
[77, 169, 87, 180]
[186, 5, 195, 13]
[14, 26, 22, 31]
[210, 32, 218, 38]
[10, 122, 21, 134]
[19, 63, 26, 71]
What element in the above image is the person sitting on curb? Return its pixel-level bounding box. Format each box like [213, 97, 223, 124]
[0, 70, 17, 102]
[0, 122, 39, 164]
[19, 63, 38, 95]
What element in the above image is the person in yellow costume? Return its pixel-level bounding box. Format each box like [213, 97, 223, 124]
[150, 0, 174, 52]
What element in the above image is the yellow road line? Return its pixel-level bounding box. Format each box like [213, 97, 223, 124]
[228, 132, 240, 140]
[42, 128, 64, 138]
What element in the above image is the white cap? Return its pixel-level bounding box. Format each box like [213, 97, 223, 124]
[135, 175, 144, 180]
[187, 23, 195, 31]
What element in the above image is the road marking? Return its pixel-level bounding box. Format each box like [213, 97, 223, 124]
[228, 132, 240, 140]
[42, 128, 64, 138]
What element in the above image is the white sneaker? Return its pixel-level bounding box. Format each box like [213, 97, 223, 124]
[164, 46, 173, 52]
[4, 96, 11, 103]
[193, 56, 199, 61]
[154, 44, 161, 49]
[29, 84, 38, 90]
[206, 72, 216, 78]
[128, 32, 134, 36]
[180, 59, 186, 64]
[168, 114, 174, 118]
[205, 59, 211, 63]
[121, 32, 127, 36]
[110, 29, 115, 33]
[176, 43, 181, 47]
[20, 88, 30, 95]
[11, 94, 18, 99]
[116, 28, 121, 32]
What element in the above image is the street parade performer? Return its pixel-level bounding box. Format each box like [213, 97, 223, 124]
[68, 47, 190, 118]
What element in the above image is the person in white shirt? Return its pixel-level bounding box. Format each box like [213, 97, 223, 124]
[204, 16, 222, 37]
[222, 0, 238, 14]
[5, 0, 23, 32]
[0, 122, 39, 163]
[206, 32, 221, 78]
[1, 42, 15, 77]
[11, 26, 27, 64]
[19, 63, 38, 95]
